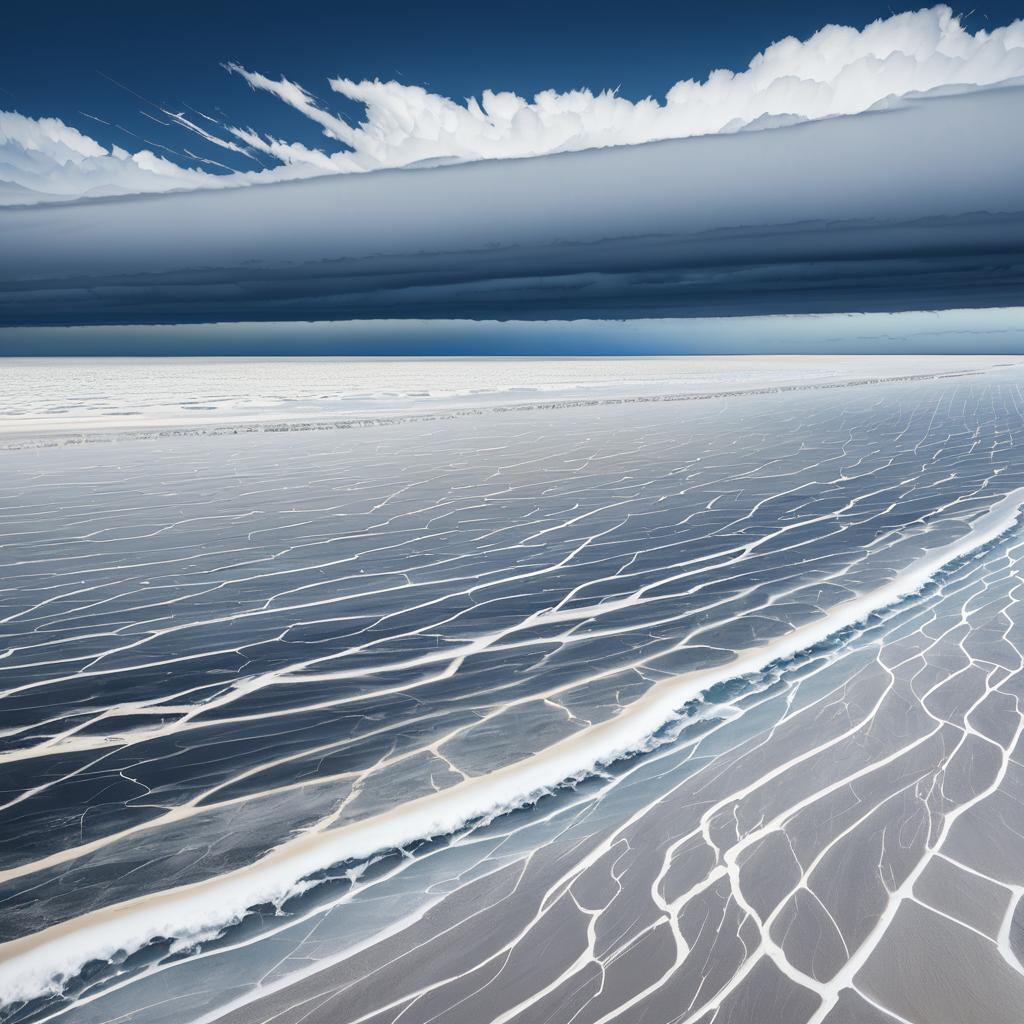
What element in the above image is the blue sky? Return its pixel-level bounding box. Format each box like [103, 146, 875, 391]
[3, 0, 1021, 174]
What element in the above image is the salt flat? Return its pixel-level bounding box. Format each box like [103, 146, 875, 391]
[2, 356, 1024, 1023]
[0, 349, 1009, 441]
[0, 354, 863, 437]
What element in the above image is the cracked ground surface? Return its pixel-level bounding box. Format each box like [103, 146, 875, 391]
[2, 362, 1024, 1023]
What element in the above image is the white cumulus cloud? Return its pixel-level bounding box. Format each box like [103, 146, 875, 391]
[0, 111, 214, 201]
[2, 5, 1022, 203]
[228, 5, 1024, 169]
[0, 111, 329, 204]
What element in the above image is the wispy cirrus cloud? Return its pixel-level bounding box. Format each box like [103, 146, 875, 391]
[158, 107, 258, 161]
[2, 5, 1022, 203]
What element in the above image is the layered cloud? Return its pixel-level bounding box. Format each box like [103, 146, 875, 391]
[1, 5, 1022, 203]
[4, 81, 1022, 326]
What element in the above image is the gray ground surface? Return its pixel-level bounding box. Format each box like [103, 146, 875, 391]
[3, 363, 1024, 1023]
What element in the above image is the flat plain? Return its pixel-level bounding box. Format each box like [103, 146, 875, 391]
[2, 356, 1024, 1024]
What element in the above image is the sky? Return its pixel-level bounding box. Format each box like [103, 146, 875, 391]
[1, 2, 1022, 350]
[2, 0, 1023, 179]
[3, 310, 1024, 357]
[4, 76, 1022, 334]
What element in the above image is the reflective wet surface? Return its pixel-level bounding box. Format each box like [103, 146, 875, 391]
[3, 360, 1024, 1022]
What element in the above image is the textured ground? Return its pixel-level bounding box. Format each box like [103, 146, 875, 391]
[2, 360, 1024, 1023]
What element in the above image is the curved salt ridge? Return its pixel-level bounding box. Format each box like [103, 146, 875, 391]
[3, 485, 1024, 1007]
